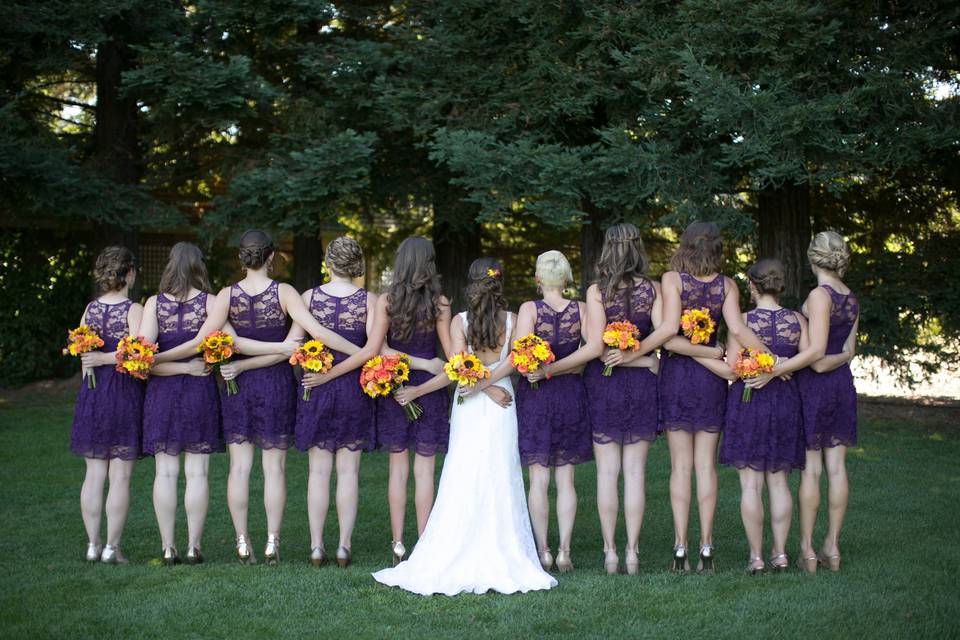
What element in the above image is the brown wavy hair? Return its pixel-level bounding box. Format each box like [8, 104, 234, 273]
[324, 236, 365, 279]
[159, 242, 212, 300]
[595, 223, 648, 306]
[238, 229, 275, 270]
[386, 237, 444, 342]
[747, 258, 786, 296]
[669, 221, 723, 276]
[465, 257, 507, 352]
[93, 246, 136, 293]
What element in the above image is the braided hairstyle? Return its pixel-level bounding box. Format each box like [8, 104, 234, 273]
[93, 246, 136, 293]
[746, 258, 786, 297]
[238, 229, 274, 270]
[669, 221, 723, 277]
[807, 230, 850, 276]
[595, 223, 648, 306]
[324, 236, 365, 279]
[465, 257, 507, 352]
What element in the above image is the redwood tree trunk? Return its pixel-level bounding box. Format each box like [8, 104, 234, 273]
[757, 182, 812, 305]
[579, 199, 606, 297]
[432, 177, 480, 314]
[293, 228, 324, 291]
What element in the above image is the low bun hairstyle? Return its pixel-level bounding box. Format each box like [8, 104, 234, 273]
[159, 242, 211, 300]
[669, 221, 723, 277]
[465, 257, 507, 352]
[238, 229, 274, 270]
[535, 250, 573, 288]
[807, 230, 850, 276]
[324, 236, 365, 279]
[747, 258, 786, 296]
[93, 246, 136, 293]
[595, 223, 648, 303]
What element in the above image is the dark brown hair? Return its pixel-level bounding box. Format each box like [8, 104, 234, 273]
[747, 258, 786, 296]
[238, 229, 274, 270]
[93, 246, 136, 293]
[595, 223, 648, 304]
[669, 221, 723, 276]
[159, 242, 212, 300]
[465, 257, 507, 352]
[325, 236, 365, 279]
[386, 237, 444, 342]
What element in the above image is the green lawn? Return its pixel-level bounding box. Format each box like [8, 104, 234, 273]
[1, 388, 958, 639]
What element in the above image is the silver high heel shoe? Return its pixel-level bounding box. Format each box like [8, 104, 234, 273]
[698, 544, 715, 573]
[100, 544, 128, 565]
[310, 546, 327, 567]
[185, 546, 203, 565]
[391, 541, 406, 566]
[85, 543, 103, 563]
[671, 544, 688, 572]
[162, 546, 180, 566]
[264, 534, 280, 566]
[236, 534, 255, 565]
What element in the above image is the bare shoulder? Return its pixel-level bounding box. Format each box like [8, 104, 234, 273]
[518, 300, 537, 316]
[277, 282, 299, 298]
[723, 275, 739, 295]
[585, 283, 602, 301]
[660, 270, 681, 289]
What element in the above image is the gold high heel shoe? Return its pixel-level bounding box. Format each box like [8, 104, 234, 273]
[539, 548, 555, 572]
[85, 543, 103, 563]
[391, 541, 406, 566]
[556, 549, 574, 573]
[310, 546, 327, 567]
[796, 548, 817, 573]
[185, 547, 203, 565]
[162, 546, 180, 566]
[100, 544, 128, 565]
[768, 553, 788, 572]
[745, 556, 766, 575]
[603, 549, 620, 575]
[236, 534, 255, 565]
[335, 546, 352, 568]
[624, 547, 639, 576]
[817, 551, 841, 572]
[264, 534, 280, 566]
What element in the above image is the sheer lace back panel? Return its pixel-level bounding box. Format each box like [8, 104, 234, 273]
[603, 279, 656, 338]
[156, 292, 208, 352]
[461, 311, 513, 366]
[746, 308, 802, 358]
[822, 285, 859, 355]
[679, 273, 725, 347]
[228, 281, 288, 342]
[309, 288, 368, 361]
[534, 301, 582, 359]
[85, 299, 132, 350]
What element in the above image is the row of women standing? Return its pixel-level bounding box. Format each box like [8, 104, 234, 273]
[71, 223, 858, 575]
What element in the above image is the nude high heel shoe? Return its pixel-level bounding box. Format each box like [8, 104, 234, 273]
[556, 549, 574, 573]
[310, 546, 327, 567]
[236, 534, 255, 565]
[335, 546, 352, 568]
[539, 548, 555, 572]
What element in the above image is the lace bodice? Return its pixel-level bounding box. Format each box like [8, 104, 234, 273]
[602, 279, 656, 338]
[679, 273, 725, 347]
[156, 292, 208, 352]
[822, 285, 858, 354]
[460, 311, 513, 367]
[84, 299, 132, 350]
[533, 301, 581, 359]
[229, 280, 288, 341]
[746, 308, 802, 358]
[309, 287, 368, 359]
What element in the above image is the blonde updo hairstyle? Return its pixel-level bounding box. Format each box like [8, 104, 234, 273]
[535, 250, 573, 289]
[324, 236, 365, 279]
[746, 258, 786, 297]
[807, 230, 850, 276]
[93, 246, 136, 293]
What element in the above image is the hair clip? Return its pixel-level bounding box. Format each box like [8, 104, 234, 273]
[486, 267, 501, 278]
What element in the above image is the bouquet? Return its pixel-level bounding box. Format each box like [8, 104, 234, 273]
[509, 333, 555, 389]
[63, 325, 105, 389]
[197, 330, 239, 395]
[732, 348, 776, 403]
[443, 352, 490, 404]
[680, 308, 714, 345]
[289, 339, 335, 401]
[360, 354, 422, 421]
[601, 321, 641, 376]
[114, 335, 158, 380]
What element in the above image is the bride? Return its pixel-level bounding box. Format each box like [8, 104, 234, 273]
[372, 258, 557, 596]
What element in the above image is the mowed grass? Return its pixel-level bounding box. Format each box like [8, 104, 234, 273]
[0, 388, 958, 640]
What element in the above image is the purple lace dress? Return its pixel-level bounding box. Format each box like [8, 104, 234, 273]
[142, 293, 223, 456]
[515, 301, 593, 466]
[658, 273, 729, 433]
[221, 281, 296, 450]
[797, 285, 859, 449]
[584, 279, 659, 445]
[720, 308, 805, 472]
[376, 319, 450, 456]
[70, 299, 143, 460]
[295, 288, 375, 452]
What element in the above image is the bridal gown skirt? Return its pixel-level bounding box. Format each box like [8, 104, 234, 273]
[372, 380, 558, 596]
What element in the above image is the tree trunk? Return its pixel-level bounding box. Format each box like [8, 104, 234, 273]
[579, 199, 606, 297]
[432, 177, 481, 314]
[293, 228, 324, 291]
[757, 182, 812, 306]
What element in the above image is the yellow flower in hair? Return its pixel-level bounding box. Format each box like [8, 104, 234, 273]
[486, 267, 500, 278]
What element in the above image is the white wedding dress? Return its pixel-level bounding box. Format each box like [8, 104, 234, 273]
[372, 312, 557, 596]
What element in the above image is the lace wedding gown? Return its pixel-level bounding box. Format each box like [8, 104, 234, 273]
[372, 312, 557, 596]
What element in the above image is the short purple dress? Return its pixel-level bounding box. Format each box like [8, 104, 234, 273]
[221, 281, 296, 450]
[658, 273, 728, 434]
[720, 308, 805, 473]
[70, 299, 143, 460]
[295, 287, 375, 452]
[376, 319, 450, 456]
[142, 293, 223, 456]
[515, 301, 593, 466]
[584, 279, 659, 445]
[796, 285, 859, 449]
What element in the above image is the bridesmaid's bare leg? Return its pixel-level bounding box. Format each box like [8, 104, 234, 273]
[153, 452, 180, 550]
[798, 449, 822, 568]
[184, 453, 210, 550]
[766, 470, 791, 563]
[594, 442, 621, 563]
[335, 449, 361, 551]
[693, 431, 720, 549]
[81, 458, 108, 546]
[413, 453, 435, 535]
[262, 448, 287, 537]
[667, 430, 694, 549]
[307, 448, 334, 550]
[738, 468, 765, 562]
[227, 442, 255, 539]
[555, 464, 576, 555]
[387, 451, 409, 543]
[821, 446, 848, 565]
[622, 441, 650, 557]
[527, 464, 551, 554]
[105, 459, 135, 548]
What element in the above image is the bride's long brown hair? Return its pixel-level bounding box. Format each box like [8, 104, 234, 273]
[465, 257, 507, 351]
[386, 237, 444, 342]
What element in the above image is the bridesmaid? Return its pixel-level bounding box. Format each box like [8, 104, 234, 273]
[657, 221, 765, 572]
[139, 242, 223, 565]
[719, 259, 807, 573]
[743, 231, 858, 572]
[292, 237, 377, 568]
[70, 246, 143, 564]
[513, 250, 593, 573]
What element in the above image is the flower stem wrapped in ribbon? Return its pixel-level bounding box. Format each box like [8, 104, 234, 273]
[360, 354, 422, 421]
[197, 330, 239, 395]
[509, 333, 555, 389]
[601, 321, 641, 376]
[732, 348, 776, 403]
[443, 351, 490, 404]
[114, 336, 158, 380]
[680, 307, 715, 345]
[63, 325, 105, 389]
[289, 339, 335, 401]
